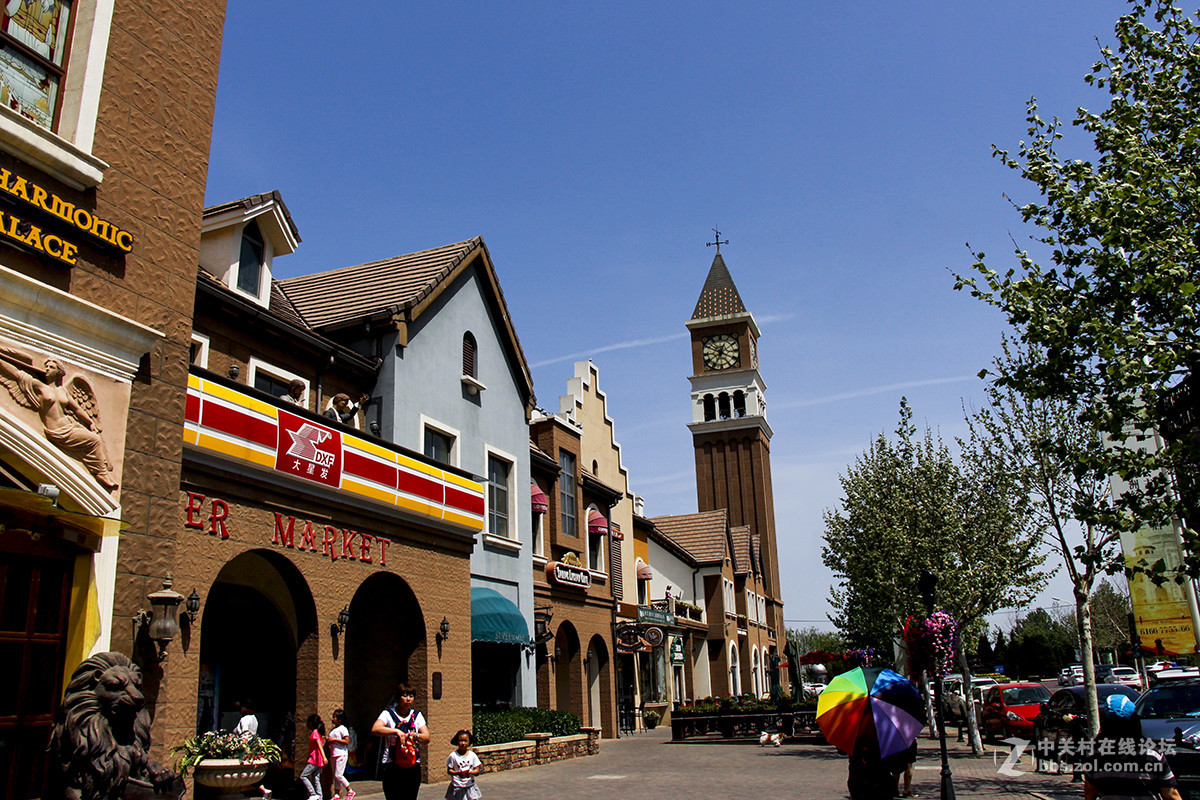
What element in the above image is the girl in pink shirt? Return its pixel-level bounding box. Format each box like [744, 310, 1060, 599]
[301, 714, 327, 800]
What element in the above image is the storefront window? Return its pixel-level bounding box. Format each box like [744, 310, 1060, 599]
[638, 647, 667, 704]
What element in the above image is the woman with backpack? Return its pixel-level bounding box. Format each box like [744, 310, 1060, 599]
[371, 683, 431, 800]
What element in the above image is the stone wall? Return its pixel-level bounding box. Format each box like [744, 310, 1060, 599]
[475, 728, 601, 774]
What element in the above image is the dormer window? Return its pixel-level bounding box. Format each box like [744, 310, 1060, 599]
[237, 220, 265, 297]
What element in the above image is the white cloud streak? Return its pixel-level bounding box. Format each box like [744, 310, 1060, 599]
[530, 313, 792, 369]
[774, 375, 979, 410]
[530, 332, 689, 368]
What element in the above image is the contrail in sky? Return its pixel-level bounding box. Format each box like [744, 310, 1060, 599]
[530, 332, 688, 368]
[775, 375, 978, 409]
[530, 314, 794, 369]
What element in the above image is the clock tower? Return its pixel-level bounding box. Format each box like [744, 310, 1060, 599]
[687, 248, 784, 638]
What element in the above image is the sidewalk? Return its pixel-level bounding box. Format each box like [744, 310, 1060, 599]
[336, 729, 1084, 800]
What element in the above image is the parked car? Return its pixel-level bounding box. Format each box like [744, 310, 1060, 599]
[1033, 685, 1142, 756]
[1060, 665, 1084, 686]
[1135, 677, 1200, 741]
[980, 682, 1052, 739]
[1107, 666, 1143, 690]
[1151, 667, 1200, 687]
[942, 676, 998, 723]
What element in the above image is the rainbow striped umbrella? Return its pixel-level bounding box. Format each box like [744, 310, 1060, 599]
[817, 667, 925, 758]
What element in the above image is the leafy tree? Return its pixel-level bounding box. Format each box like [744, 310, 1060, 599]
[1006, 608, 1077, 678]
[786, 625, 846, 657]
[964, 339, 1125, 737]
[823, 399, 1047, 752]
[954, 0, 1200, 564]
[976, 633, 995, 670]
[1090, 579, 1135, 656]
[994, 630, 1009, 667]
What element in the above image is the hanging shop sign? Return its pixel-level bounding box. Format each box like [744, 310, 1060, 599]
[638, 607, 674, 626]
[0, 167, 134, 266]
[615, 623, 650, 653]
[184, 373, 485, 532]
[183, 491, 392, 566]
[670, 636, 685, 664]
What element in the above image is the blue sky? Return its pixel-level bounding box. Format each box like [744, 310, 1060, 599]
[205, 1, 1133, 632]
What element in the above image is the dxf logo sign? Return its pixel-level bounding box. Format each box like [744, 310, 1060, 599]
[275, 410, 343, 489]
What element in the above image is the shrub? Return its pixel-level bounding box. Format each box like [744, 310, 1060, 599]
[173, 731, 282, 777]
[472, 707, 581, 746]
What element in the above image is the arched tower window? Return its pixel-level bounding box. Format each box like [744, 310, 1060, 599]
[718, 392, 731, 420]
[733, 391, 746, 418]
[703, 394, 716, 421]
[462, 332, 477, 378]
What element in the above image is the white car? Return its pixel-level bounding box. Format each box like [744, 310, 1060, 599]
[942, 676, 998, 722]
[1108, 666, 1143, 689]
[1061, 665, 1084, 686]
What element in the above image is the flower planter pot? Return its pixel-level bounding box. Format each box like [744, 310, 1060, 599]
[192, 758, 270, 800]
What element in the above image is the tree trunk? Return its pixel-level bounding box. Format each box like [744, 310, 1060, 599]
[922, 671, 938, 739]
[1076, 591, 1101, 738]
[957, 647, 984, 755]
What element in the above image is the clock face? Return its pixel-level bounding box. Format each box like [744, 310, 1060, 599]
[702, 334, 740, 370]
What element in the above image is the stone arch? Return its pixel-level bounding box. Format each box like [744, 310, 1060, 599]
[345, 571, 427, 769]
[198, 549, 318, 752]
[554, 620, 583, 718]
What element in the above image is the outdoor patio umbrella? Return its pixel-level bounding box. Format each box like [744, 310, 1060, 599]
[816, 666, 925, 759]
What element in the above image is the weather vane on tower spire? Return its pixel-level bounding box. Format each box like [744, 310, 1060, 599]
[706, 227, 729, 254]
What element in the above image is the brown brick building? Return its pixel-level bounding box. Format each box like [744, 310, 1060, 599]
[0, 1, 227, 796]
[169, 193, 484, 786]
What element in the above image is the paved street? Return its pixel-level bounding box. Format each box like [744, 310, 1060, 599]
[346, 728, 1085, 800]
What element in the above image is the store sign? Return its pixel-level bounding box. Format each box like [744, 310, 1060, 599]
[638, 607, 674, 626]
[184, 374, 486, 531]
[276, 409, 343, 488]
[0, 168, 134, 266]
[547, 560, 591, 589]
[184, 491, 391, 566]
[670, 636, 685, 664]
[615, 623, 650, 653]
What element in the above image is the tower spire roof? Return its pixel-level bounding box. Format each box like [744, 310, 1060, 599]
[691, 251, 747, 320]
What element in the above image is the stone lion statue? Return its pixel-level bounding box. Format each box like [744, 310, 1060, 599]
[48, 652, 184, 800]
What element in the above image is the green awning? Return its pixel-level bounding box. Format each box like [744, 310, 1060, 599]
[471, 587, 530, 645]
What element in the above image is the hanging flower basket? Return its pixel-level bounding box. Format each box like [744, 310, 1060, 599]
[842, 648, 875, 668]
[904, 611, 958, 678]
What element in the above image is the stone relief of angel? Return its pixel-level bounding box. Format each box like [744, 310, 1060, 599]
[0, 347, 119, 492]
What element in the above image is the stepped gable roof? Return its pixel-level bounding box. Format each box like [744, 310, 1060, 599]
[731, 525, 755, 575]
[650, 509, 729, 565]
[691, 251, 747, 320]
[279, 236, 534, 412]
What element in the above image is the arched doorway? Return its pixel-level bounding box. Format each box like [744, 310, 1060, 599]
[198, 549, 317, 758]
[585, 634, 613, 735]
[345, 572, 426, 771]
[554, 621, 581, 718]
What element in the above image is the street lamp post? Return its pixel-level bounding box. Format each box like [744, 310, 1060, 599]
[918, 569, 956, 800]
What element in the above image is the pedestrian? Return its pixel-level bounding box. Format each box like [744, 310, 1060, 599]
[233, 698, 258, 737]
[328, 708, 355, 800]
[1083, 695, 1181, 800]
[846, 741, 895, 800]
[444, 729, 481, 800]
[301, 713, 327, 800]
[371, 683, 430, 800]
[883, 741, 918, 797]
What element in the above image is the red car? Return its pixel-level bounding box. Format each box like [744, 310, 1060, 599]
[980, 682, 1052, 739]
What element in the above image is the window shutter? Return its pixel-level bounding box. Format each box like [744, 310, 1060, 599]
[462, 333, 477, 378]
